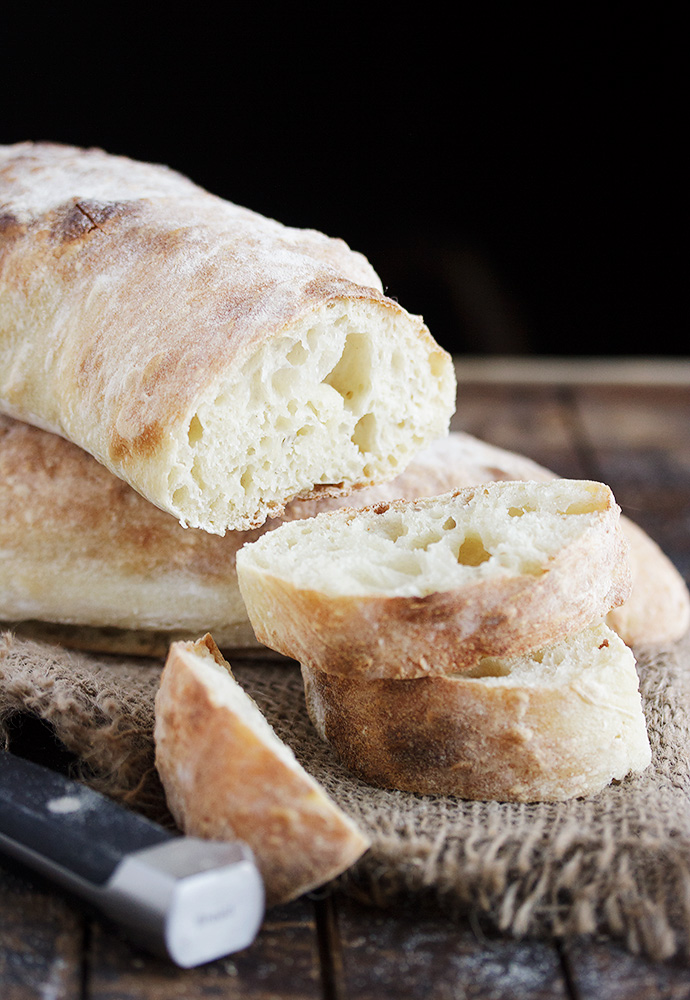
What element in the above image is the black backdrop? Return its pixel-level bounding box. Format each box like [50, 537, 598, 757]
[1, 8, 683, 359]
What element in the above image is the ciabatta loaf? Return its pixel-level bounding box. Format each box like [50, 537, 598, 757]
[0, 142, 455, 533]
[302, 623, 652, 801]
[153, 634, 369, 905]
[3, 420, 686, 653]
[236, 480, 632, 678]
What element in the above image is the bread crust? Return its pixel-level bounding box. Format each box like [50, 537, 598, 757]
[0, 413, 257, 640]
[0, 141, 454, 532]
[301, 625, 652, 801]
[153, 634, 369, 905]
[237, 482, 633, 678]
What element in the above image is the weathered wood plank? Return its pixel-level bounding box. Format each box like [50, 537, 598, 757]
[82, 897, 322, 1000]
[0, 859, 84, 1000]
[451, 382, 586, 479]
[335, 896, 569, 1000]
[454, 356, 690, 387]
[570, 383, 690, 576]
[561, 936, 690, 1000]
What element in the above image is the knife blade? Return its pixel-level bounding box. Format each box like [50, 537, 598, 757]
[0, 751, 264, 967]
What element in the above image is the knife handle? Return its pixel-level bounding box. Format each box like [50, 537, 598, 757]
[0, 750, 265, 967]
[0, 750, 172, 886]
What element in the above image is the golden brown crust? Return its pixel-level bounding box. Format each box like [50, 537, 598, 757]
[301, 626, 652, 801]
[0, 413, 255, 636]
[237, 484, 633, 679]
[153, 635, 370, 905]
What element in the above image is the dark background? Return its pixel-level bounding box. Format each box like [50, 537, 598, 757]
[1, 8, 683, 359]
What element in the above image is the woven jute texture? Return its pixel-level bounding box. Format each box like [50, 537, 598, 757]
[1, 630, 689, 963]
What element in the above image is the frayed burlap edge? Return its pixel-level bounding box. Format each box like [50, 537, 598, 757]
[1, 630, 689, 963]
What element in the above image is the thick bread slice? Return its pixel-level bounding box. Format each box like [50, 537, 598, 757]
[2, 418, 686, 653]
[302, 623, 652, 801]
[0, 141, 455, 533]
[236, 480, 632, 678]
[153, 634, 370, 905]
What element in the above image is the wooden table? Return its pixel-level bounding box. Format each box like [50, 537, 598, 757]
[1, 356, 689, 999]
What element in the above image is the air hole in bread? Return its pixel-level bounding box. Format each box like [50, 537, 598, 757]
[172, 484, 190, 509]
[456, 533, 491, 566]
[272, 368, 297, 395]
[324, 333, 371, 412]
[187, 414, 203, 446]
[286, 341, 308, 365]
[429, 350, 450, 378]
[411, 532, 442, 550]
[508, 505, 534, 517]
[563, 498, 604, 515]
[191, 456, 206, 489]
[443, 517, 457, 530]
[463, 658, 512, 678]
[382, 516, 408, 542]
[352, 413, 377, 454]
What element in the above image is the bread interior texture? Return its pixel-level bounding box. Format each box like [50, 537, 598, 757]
[458, 623, 638, 685]
[189, 638, 300, 770]
[165, 300, 454, 532]
[242, 480, 615, 597]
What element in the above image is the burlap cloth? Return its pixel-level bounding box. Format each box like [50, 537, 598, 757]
[1, 629, 689, 963]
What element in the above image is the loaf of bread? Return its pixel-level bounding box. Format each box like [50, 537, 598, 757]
[0, 142, 455, 533]
[2, 418, 686, 653]
[0, 413, 259, 650]
[153, 634, 370, 904]
[236, 480, 632, 678]
[301, 623, 651, 801]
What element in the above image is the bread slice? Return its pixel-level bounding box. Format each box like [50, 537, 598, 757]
[302, 623, 652, 801]
[236, 480, 632, 678]
[153, 634, 370, 905]
[0, 418, 558, 654]
[0, 142, 455, 533]
[2, 418, 685, 654]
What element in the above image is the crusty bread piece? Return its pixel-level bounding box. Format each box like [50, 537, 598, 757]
[302, 623, 652, 801]
[153, 634, 370, 905]
[0, 142, 455, 533]
[2, 418, 686, 653]
[236, 480, 632, 678]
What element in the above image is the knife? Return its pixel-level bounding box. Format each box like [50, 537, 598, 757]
[0, 751, 265, 967]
